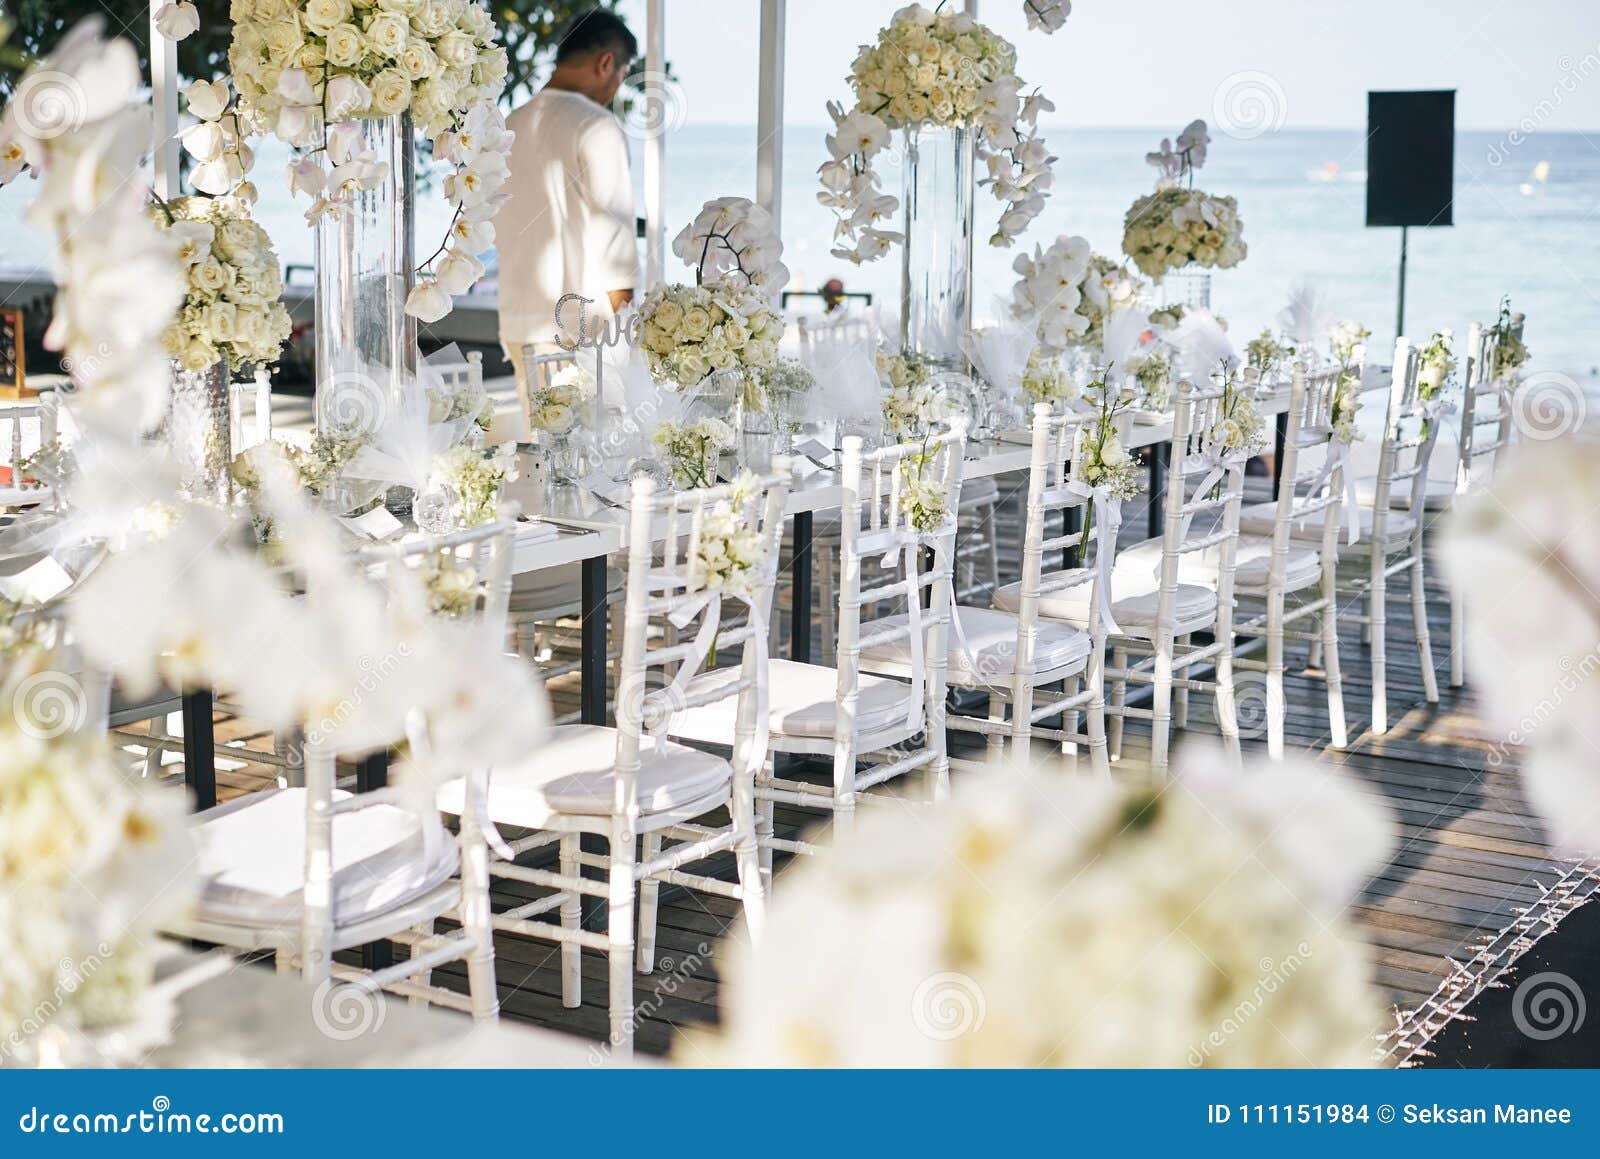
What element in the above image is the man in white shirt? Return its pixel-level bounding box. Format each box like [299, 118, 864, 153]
[497, 10, 638, 388]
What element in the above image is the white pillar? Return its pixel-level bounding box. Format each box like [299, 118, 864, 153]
[756, 0, 785, 231]
[150, 0, 180, 199]
[644, 0, 667, 287]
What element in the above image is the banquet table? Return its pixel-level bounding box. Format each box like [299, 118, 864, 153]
[173, 364, 1396, 799]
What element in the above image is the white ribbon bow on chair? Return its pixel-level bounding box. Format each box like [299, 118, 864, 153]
[1300, 438, 1361, 547]
[645, 577, 773, 780]
[1063, 480, 1123, 639]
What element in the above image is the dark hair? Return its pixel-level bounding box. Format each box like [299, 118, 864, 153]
[554, 9, 638, 66]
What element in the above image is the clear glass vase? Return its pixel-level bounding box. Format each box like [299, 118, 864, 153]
[314, 115, 416, 437]
[161, 360, 233, 505]
[900, 123, 975, 370]
[1161, 263, 1213, 312]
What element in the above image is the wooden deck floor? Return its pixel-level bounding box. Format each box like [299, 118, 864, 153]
[153, 471, 1596, 1061]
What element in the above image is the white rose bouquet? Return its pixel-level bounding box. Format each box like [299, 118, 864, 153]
[639, 197, 788, 389]
[229, 0, 506, 141]
[1122, 120, 1246, 280]
[689, 475, 767, 599]
[225, 1, 513, 323]
[1330, 320, 1370, 366]
[524, 362, 591, 436]
[1417, 331, 1455, 397]
[637, 281, 783, 389]
[820, 3, 1055, 262]
[154, 194, 292, 373]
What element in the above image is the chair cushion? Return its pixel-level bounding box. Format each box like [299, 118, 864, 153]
[1237, 501, 1417, 545]
[671, 658, 916, 743]
[1353, 473, 1454, 512]
[1113, 535, 1321, 592]
[992, 570, 1217, 633]
[508, 564, 623, 617]
[437, 724, 730, 823]
[192, 788, 458, 929]
[859, 605, 1091, 682]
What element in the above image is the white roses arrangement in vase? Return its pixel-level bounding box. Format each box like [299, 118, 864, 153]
[226, 0, 513, 321]
[155, 194, 292, 373]
[819, 3, 1055, 263]
[1122, 120, 1246, 281]
[637, 197, 788, 390]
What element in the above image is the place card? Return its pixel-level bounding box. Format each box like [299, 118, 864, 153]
[0, 555, 73, 603]
[793, 436, 833, 461]
[341, 506, 404, 540]
[579, 474, 632, 505]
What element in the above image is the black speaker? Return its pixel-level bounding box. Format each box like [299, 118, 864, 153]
[1366, 90, 1455, 227]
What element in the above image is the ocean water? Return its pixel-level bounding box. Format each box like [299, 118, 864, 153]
[2, 126, 1593, 375]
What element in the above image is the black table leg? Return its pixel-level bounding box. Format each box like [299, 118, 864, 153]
[1147, 442, 1170, 540]
[1063, 505, 1082, 571]
[355, 750, 393, 970]
[580, 554, 608, 726]
[1272, 409, 1289, 497]
[181, 688, 217, 811]
[790, 510, 813, 665]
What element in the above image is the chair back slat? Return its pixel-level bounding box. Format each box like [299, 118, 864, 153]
[1371, 337, 1443, 540]
[613, 465, 792, 818]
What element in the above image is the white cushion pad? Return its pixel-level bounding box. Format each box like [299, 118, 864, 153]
[993, 569, 1217, 633]
[1113, 535, 1321, 592]
[671, 659, 915, 743]
[1353, 473, 1454, 512]
[437, 724, 730, 823]
[1237, 501, 1416, 544]
[860, 605, 1091, 681]
[193, 788, 458, 929]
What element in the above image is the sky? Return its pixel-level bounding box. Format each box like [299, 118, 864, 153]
[613, 0, 1600, 131]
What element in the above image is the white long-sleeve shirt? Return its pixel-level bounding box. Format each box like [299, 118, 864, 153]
[496, 88, 638, 349]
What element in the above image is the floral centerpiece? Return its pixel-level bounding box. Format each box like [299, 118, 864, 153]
[1019, 348, 1075, 408]
[1122, 120, 1246, 281]
[688, 752, 1388, 1066]
[223, 0, 513, 322]
[524, 362, 592, 437]
[1245, 328, 1291, 379]
[154, 194, 292, 373]
[818, 3, 1055, 263]
[1009, 238, 1146, 355]
[636, 197, 787, 392]
[877, 351, 943, 438]
[423, 442, 516, 529]
[1330, 321, 1369, 365]
[655, 417, 735, 490]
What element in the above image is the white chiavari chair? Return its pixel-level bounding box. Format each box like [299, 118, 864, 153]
[173, 514, 521, 1020]
[1448, 319, 1516, 687]
[795, 306, 879, 362]
[1011, 381, 1245, 772]
[439, 468, 790, 1059]
[863, 405, 1110, 771]
[1, 394, 60, 509]
[674, 424, 967, 868]
[1241, 339, 1443, 735]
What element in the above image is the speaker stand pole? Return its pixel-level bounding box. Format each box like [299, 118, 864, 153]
[1395, 225, 1409, 337]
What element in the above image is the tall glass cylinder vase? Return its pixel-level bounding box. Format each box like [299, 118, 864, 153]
[162, 360, 233, 505]
[899, 123, 975, 370]
[314, 115, 416, 437]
